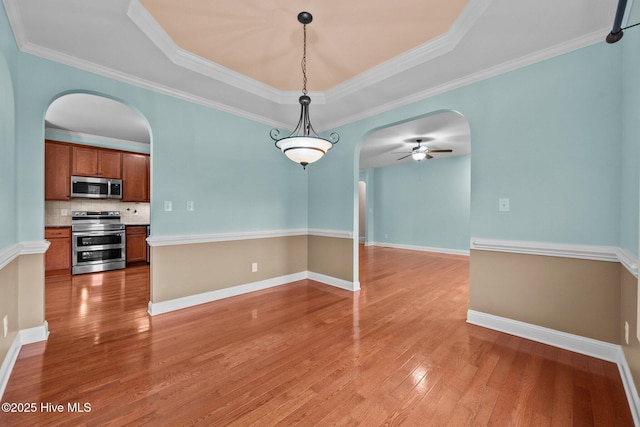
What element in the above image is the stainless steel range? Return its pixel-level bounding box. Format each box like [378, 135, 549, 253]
[71, 211, 126, 275]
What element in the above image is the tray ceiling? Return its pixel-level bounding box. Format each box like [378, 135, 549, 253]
[4, 0, 618, 132]
[139, 0, 467, 91]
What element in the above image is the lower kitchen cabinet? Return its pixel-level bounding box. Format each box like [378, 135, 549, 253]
[126, 225, 148, 264]
[45, 227, 71, 276]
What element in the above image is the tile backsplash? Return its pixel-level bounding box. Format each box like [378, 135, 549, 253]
[45, 200, 150, 226]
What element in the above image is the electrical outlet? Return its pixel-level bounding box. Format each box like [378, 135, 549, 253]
[3, 315, 8, 338]
[251, 262, 258, 273]
[164, 201, 172, 212]
[498, 198, 510, 212]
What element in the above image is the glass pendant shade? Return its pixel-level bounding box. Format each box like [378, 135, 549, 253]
[412, 151, 427, 161]
[276, 136, 333, 165]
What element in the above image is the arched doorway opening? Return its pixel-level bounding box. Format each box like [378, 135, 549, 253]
[43, 92, 152, 329]
[355, 110, 471, 287]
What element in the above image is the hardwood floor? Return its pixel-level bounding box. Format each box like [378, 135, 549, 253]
[0, 246, 633, 426]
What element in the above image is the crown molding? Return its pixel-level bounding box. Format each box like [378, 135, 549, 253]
[127, 0, 492, 106]
[623, 0, 636, 26]
[324, 27, 609, 130]
[126, 1, 293, 104]
[324, 0, 494, 104]
[2, 0, 25, 48]
[17, 39, 287, 128]
[3, 0, 612, 132]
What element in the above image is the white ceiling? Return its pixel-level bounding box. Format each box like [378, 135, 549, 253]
[4, 0, 620, 167]
[360, 111, 470, 170]
[46, 93, 150, 144]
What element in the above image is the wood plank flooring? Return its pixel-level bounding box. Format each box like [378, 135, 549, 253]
[0, 246, 633, 426]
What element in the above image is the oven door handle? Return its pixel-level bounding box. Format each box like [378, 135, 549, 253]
[73, 230, 125, 237]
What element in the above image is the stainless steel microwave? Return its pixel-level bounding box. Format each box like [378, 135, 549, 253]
[71, 176, 122, 199]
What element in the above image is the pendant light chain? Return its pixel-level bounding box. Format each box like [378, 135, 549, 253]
[301, 23, 308, 95]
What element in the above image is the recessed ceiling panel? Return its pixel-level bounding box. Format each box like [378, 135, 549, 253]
[139, 0, 467, 91]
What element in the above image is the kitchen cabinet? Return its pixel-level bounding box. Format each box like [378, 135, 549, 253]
[126, 225, 147, 264]
[45, 141, 149, 201]
[45, 227, 71, 276]
[122, 153, 149, 202]
[45, 141, 71, 200]
[72, 146, 121, 178]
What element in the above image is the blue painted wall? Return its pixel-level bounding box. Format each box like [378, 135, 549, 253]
[312, 40, 625, 249]
[621, 29, 640, 257]
[0, 4, 17, 249]
[369, 156, 470, 251]
[1, 0, 637, 257]
[0, 9, 308, 244]
[0, 50, 15, 249]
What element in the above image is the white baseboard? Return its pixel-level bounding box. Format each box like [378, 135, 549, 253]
[148, 271, 357, 316]
[368, 242, 470, 256]
[307, 272, 360, 291]
[618, 349, 640, 426]
[0, 334, 22, 400]
[0, 322, 49, 400]
[467, 310, 639, 425]
[19, 321, 50, 345]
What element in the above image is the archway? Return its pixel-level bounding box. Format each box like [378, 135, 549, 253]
[43, 91, 152, 311]
[354, 110, 471, 286]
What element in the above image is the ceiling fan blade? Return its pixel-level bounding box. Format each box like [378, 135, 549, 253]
[426, 154, 433, 160]
[396, 154, 412, 160]
[428, 149, 452, 153]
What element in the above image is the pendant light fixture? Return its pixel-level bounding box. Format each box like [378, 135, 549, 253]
[270, 11, 339, 169]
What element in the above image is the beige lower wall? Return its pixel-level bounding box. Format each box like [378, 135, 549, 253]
[151, 235, 308, 303]
[0, 259, 19, 366]
[308, 235, 353, 282]
[469, 250, 620, 344]
[620, 266, 640, 395]
[0, 252, 45, 370]
[17, 254, 45, 330]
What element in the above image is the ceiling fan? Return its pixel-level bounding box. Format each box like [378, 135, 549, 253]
[394, 138, 452, 162]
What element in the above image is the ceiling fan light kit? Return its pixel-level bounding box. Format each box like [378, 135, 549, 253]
[270, 12, 339, 170]
[396, 138, 452, 162]
[411, 150, 427, 161]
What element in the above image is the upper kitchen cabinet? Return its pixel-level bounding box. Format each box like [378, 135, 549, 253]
[122, 152, 150, 202]
[45, 140, 71, 200]
[72, 146, 122, 179]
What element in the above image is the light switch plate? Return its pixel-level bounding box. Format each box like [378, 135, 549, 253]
[164, 201, 172, 212]
[498, 198, 510, 212]
[186, 201, 194, 211]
